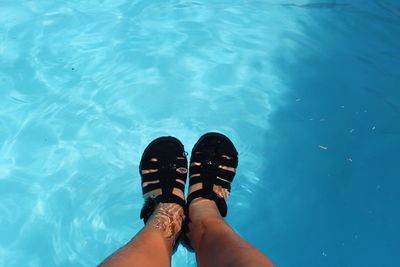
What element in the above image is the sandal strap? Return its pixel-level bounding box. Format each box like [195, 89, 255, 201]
[187, 159, 234, 217]
[214, 177, 231, 190]
[191, 153, 238, 167]
[142, 158, 187, 172]
[191, 156, 238, 168]
[141, 171, 186, 184]
[141, 172, 161, 182]
[219, 156, 239, 167]
[190, 153, 237, 182]
[187, 143, 238, 218]
[140, 161, 187, 222]
[190, 166, 235, 183]
[140, 160, 159, 170]
[188, 176, 230, 189]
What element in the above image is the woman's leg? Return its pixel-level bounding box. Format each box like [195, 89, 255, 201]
[101, 136, 188, 267]
[187, 198, 275, 267]
[99, 202, 184, 267]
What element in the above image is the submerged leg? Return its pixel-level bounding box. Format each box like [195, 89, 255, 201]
[100, 136, 187, 267]
[99, 203, 184, 267]
[188, 198, 275, 267]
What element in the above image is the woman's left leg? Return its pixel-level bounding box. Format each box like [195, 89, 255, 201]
[99, 202, 184, 267]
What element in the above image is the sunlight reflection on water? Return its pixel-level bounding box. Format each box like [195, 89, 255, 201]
[0, 1, 309, 266]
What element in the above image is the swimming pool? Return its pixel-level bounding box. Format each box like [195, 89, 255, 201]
[1, 1, 399, 266]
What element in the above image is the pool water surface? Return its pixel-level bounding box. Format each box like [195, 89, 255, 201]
[0, 1, 399, 266]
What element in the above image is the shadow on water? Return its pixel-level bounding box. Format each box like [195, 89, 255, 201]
[253, 2, 400, 266]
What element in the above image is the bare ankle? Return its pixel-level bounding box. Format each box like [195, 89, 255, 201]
[189, 198, 223, 223]
[146, 203, 185, 240]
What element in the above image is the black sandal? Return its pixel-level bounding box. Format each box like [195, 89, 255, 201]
[139, 136, 188, 251]
[182, 132, 238, 251]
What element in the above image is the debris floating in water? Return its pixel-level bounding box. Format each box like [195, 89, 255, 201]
[347, 158, 353, 162]
[319, 145, 328, 150]
[322, 252, 328, 257]
[295, 98, 301, 102]
[372, 126, 376, 130]
[349, 129, 355, 133]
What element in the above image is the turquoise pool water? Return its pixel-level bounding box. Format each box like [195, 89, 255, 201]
[1, 1, 399, 266]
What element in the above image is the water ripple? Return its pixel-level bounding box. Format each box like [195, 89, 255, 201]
[1, 1, 309, 266]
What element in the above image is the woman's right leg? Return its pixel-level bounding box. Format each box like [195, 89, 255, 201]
[187, 198, 275, 267]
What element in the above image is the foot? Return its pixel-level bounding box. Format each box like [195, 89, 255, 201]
[188, 153, 236, 224]
[182, 132, 238, 251]
[187, 132, 238, 217]
[139, 137, 188, 251]
[187, 154, 237, 242]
